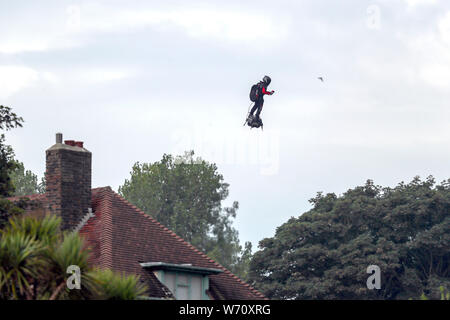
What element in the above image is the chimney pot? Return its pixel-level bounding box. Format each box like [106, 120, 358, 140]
[75, 141, 84, 148]
[64, 140, 75, 146]
[56, 133, 63, 144]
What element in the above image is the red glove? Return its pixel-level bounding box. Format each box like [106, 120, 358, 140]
[262, 87, 274, 95]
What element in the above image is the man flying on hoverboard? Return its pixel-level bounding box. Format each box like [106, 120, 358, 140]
[246, 75, 275, 130]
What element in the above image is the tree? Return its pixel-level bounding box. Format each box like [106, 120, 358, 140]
[118, 151, 251, 278]
[0, 105, 23, 131]
[0, 134, 19, 198]
[9, 161, 45, 196]
[0, 197, 27, 230]
[232, 241, 253, 282]
[0, 214, 147, 300]
[248, 176, 450, 300]
[0, 105, 24, 227]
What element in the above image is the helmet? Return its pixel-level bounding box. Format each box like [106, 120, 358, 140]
[263, 75, 271, 86]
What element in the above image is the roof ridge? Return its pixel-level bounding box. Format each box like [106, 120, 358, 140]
[107, 189, 265, 298]
[8, 186, 110, 202]
[7, 193, 47, 202]
[91, 186, 112, 193]
[72, 208, 95, 233]
[94, 186, 114, 270]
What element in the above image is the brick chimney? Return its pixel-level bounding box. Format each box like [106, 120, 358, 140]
[45, 133, 92, 231]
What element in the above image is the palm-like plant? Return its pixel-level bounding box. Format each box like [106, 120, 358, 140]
[5, 214, 61, 245]
[89, 269, 148, 300]
[0, 232, 43, 299]
[0, 215, 148, 300]
[45, 232, 99, 300]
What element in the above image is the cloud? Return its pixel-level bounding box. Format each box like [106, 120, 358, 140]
[77, 4, 290, 44]
[438, 10, 450, 44]
[0, 4, 290, 54]
[0, 65, 39, 98]
[403, 0, 438, 7]
[419, 64, 450, 89]
[394, 10, 450, 90]
[0, 5, 82, 54]
[0, 29, 81, 54]
[0, 34, 81, 55]
[150, 9, 289, 43]
[78, 68, 136, 84]
[0, 64, 133, 98]
[0, 39, 50, 55]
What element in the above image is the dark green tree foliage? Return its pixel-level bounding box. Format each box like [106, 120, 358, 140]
[9, 161, 45, 196]
[233, 241, 253, 282]
[0, 105, 24, 227]
[249, 177, 450, 300]
[119, 151, 249, 276]
[0, 197, 27, 229]
[0, 134, 17, 197]
[0, 105, 23, 131]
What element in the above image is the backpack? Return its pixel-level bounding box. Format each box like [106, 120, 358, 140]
[249, 82, 261, 102]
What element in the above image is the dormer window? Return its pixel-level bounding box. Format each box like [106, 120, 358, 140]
[140, 262, 223, 300]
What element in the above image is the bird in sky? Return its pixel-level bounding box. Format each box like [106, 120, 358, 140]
[318, 77, 324, 82]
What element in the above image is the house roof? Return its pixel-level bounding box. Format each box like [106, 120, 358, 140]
[10, 187, 265, 299]
[83, 187, 265, 300]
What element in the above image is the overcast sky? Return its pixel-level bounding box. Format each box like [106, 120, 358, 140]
[1, 0, 449, 250]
